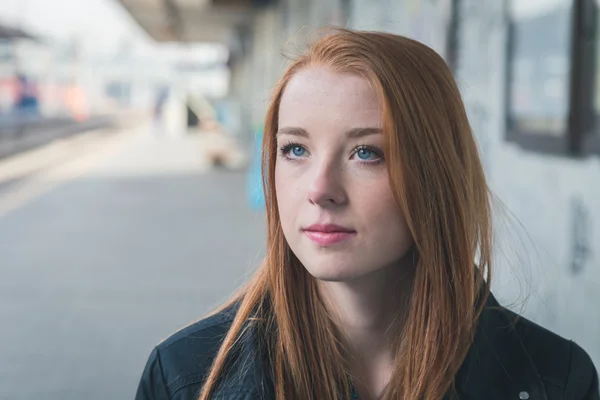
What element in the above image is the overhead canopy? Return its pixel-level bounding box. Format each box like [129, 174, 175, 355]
[117, 0, 258, 43]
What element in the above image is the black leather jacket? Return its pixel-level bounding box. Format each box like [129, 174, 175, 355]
[135, 293, 599, 399]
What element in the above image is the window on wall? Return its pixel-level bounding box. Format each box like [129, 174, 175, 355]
[586, 0, 600, 154]
[506, 0, 575, 154]
[506, 0, 600, 156]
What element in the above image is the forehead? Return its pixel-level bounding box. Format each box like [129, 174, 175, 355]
[278, 67, 382, 128]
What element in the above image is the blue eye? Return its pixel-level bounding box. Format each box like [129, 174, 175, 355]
[279, 142, 308, 159]
[357, 148, 373, 160]
[292, 146, 305, 157]
[352, 145, 383, 164]
[354, 145, 382, 162]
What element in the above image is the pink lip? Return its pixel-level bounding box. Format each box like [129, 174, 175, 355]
[302, 224, 356, 245]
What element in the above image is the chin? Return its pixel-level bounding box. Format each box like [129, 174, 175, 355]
[302, 261, 362, 282]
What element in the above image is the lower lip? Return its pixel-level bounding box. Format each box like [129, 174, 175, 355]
[303, 231, 356, 245]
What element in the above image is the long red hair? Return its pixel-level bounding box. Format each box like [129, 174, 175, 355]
[198, 28, 492, 400]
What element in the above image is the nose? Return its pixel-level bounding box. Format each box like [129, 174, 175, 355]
[307, 160, 348, 207]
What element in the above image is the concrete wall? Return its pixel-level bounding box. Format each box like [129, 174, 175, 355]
[241, 0, 600, 364]
[455, 0, 600, 365]
[240, 0, 352, 133]
[349, 0, 452, 57]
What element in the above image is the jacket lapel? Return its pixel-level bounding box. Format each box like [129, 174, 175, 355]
[213, 319, 274, 400]
[452, 294, 548, 400]
[215, 294, 548, 400]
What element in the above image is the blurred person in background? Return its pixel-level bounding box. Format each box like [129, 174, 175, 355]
[135, 29, 599, 400]
[14, 75, 39, 118]
[153, 86, 169, 129]
[65, 80, 88, 122]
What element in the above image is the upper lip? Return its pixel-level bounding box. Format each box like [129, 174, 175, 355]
[303, 224, 355, 233]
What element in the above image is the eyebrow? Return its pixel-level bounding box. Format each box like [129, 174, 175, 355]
[276, 127, 382, 138]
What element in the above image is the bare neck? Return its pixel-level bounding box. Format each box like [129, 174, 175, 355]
[317, 259, 415, 399]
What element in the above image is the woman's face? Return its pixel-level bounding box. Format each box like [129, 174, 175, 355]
[275, 66, 414, 282]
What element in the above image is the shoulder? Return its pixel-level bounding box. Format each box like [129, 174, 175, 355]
[468, 295, 599, 400]
[503, 307, 598, 399]
[134, 305, 238, 400]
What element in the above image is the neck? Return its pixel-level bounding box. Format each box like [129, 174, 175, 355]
[317, 255, 416, 399]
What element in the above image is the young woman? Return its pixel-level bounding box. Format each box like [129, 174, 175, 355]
[135, 29, 599, 400]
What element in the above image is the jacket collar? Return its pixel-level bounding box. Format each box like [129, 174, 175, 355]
[451, 293, 548, 400]
[215, 293, 548, 400]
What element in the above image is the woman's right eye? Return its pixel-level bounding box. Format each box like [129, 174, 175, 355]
[280, 143, 309, 159]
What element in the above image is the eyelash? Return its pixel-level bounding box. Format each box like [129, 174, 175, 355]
[278, 141, 384, 165]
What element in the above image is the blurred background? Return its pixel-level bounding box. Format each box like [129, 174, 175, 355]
[0, 0, 598, 398]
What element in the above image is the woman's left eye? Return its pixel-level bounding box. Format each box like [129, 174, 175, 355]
[352, 146, 382, 162]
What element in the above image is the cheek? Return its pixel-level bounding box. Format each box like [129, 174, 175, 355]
[355, 181, 411, 243]
[274, 165, 299, 222]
